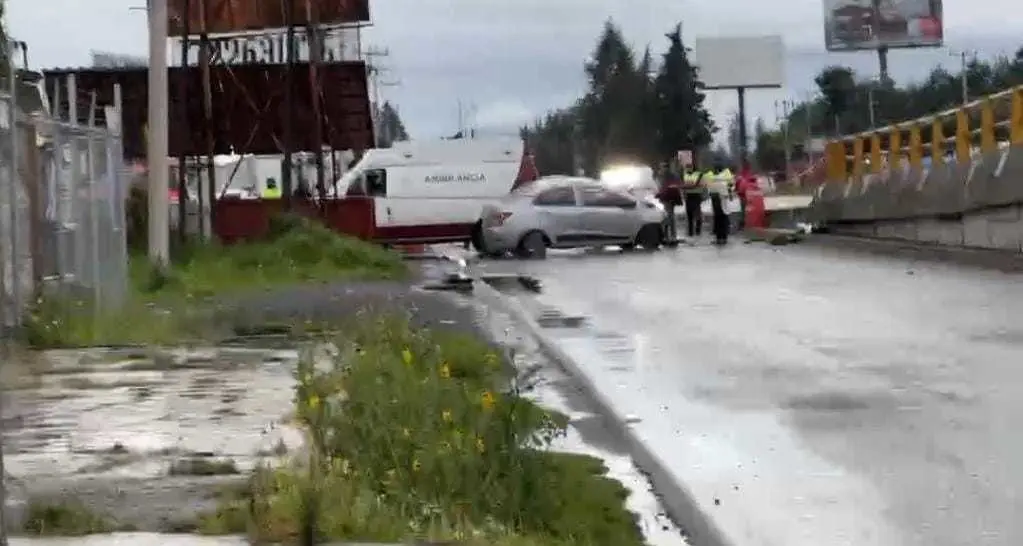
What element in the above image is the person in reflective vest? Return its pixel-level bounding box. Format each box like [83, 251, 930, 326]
[262, 177, 282, 199]
[681, 162, 705, 238]
[708, 163, 732, 245]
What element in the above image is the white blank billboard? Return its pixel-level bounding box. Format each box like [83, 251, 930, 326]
[693, 36, 784, 89]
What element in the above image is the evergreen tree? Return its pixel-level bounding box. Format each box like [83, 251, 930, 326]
[577, 19, 645, 173]
[376, 101, 409, 147]
[653, 24, 713, 165]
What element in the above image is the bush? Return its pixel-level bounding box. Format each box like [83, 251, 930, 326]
[200, 316, 644, 545]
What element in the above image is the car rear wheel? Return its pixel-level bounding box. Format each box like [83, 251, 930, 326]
[636, 224, 662, 250]
[516, 231, 547, 259]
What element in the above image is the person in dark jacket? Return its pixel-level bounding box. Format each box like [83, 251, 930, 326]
[655, 161, 683, 242]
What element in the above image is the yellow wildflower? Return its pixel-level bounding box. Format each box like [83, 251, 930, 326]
[480, 390, 495, 411]
[307, 394, 320, 409]
[475, 437, 485, 453]
[441, 409, 453, 422]
[439, 362, 451, 379]
[402, 347, 413, 366]
[402, 427, 411, 438]
[412, 459, 421, 472]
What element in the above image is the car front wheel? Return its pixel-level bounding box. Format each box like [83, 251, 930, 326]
[636, 224, 662, 250]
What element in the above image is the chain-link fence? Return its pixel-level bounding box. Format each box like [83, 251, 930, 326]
[0, 91, 128, 331]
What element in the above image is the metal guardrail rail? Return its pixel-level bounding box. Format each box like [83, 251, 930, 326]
[824, 85, 1023, 182]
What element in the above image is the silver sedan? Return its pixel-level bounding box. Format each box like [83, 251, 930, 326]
[472, 176, 666, 259]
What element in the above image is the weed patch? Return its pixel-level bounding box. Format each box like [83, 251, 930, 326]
[18, 500, 115, 536]
[21, 215, 408, 348]
[200, 316, 644, 545]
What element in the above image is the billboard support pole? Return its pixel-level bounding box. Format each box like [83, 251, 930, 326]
[147, 0, 170, 266]
[176, 0, 190, 244]
[306, 0, 326, 210]
[282, 0, 296, 209]
[877, 46, 890, 84]
[737, 86, 749, 168]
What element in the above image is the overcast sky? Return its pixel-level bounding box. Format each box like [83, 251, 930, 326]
[7, 0, 1022, 142]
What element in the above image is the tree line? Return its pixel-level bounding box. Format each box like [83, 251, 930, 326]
[753, 46, 1023, 174]
[521, 20, 715, 176]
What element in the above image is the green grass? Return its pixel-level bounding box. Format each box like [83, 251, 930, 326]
[18, 500, 115, 536]
[198, 316, 644, 546]
[21, 215, 409, 348]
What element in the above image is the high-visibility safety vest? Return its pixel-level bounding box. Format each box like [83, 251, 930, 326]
[709, 169, 732, 194]
[262, 187, 282, 199]
[682, 171, 703, 193]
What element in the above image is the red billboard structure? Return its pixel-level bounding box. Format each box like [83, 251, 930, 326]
[167, 0, 370, 36]
[42, 62, 373, 159]
[46, 0, 375, 242]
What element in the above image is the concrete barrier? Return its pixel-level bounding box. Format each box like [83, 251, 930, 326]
[812, 142, 1023, 253]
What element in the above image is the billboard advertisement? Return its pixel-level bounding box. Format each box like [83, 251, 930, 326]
[693, 36, 784, 89]
[823, 0, 943, 51]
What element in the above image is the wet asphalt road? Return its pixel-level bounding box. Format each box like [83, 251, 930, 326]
[473, 240, 1023, 546]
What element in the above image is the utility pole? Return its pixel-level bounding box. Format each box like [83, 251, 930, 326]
[775, 99, 793, 179]
[867, 85, 877, 128]
[950, 49, 973, 105]
[146, 0, 170, 265]
[363, 47, 390, 146]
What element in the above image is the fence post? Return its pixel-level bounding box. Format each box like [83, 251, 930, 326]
[980, 97, 996, 153]
[87, 92, 101, 309]
[907, 124, 922, 169]
[955, 108, 971, 163]
[851, 137, 864, 181]
[5, 57, 22, 324]
[930, 118, 944, 166]
[22, 121, 42, 286]
[1011, 86, 1023, 145]
[870, 133, 882, 174]
[889, 126, 902, 172]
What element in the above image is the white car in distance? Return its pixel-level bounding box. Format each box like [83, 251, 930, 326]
[475, 176, 666, 259]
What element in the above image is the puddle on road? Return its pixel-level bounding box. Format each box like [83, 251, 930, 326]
[2, 344, 308, 532]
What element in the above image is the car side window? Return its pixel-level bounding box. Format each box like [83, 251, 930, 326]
[365, 169, 387, 197]
[533, 186, 576, 206]
[580, 186, 634, 207]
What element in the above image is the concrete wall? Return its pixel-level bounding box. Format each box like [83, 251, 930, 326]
[810, 143, 1023, 251]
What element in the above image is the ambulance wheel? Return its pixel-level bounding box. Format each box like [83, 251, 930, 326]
[636, 224, 662, 250]
[470, 221, 486, 252]
[516, 231, 547, 260]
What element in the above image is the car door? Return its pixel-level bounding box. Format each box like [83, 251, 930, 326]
[577, 184, 639, 242]
[531, 184, 582, 245]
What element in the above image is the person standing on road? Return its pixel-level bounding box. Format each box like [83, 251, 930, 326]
[682, 161, 705, 238]
[709, 162, 732, 245]
[655, 161, 683, 242]
[734, 162, 754, 231]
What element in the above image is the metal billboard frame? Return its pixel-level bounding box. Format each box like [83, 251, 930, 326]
[42, 63, 374, 159]
[168, 0, 370, 36]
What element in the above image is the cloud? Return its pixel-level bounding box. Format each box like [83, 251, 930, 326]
[473, 100, 534, 129]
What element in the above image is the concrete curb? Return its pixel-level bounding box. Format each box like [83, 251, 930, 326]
[808, 233, 1023, 271]
[472, 278, 731, 546]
